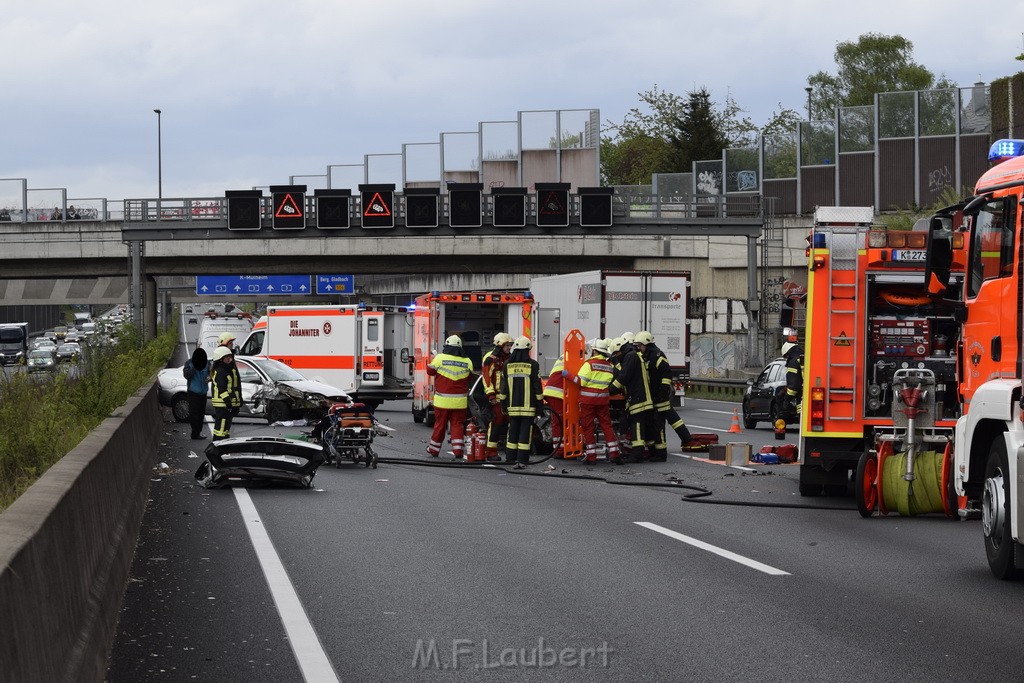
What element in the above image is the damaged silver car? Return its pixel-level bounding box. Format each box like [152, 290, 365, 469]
[158, 355, 350, 424]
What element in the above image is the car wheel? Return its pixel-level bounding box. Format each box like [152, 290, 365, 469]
[741, 399, 757, 429]
[266, 400, 291, 425]
[412, 408, 424, 424]
[171, 394, 190, 423]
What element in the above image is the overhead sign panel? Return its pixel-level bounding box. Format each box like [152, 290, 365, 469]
[314, 189, 351, 229]
[196, 275, 311, 296]
[315, 274, 355, 295]
[447, 183, 483, 228]
[578, 186, 614, 228]
[271, 185, 306, 230]
[492, 187, 527, 228]
[225, 190, 262, 230]
[404, 188, 439, 228]
[359, 183, 395, 229]
[535, 183, 570, 227]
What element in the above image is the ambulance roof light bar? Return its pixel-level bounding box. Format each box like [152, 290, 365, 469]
[988, 139, 1024, 163]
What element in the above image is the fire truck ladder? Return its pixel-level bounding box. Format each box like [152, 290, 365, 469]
[823, 227, 863, 422]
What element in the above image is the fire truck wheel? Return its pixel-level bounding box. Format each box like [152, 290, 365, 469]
[412, 408, 424, 423]
[982, 438, 1024, 580]
[855, 451, 878, 518]
[425, 411, 435, 428]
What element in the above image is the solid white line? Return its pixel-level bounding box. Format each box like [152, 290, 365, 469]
[635, 521, 790, 576]
[233, 488, 340, 683]
[697, 409, 739, 415]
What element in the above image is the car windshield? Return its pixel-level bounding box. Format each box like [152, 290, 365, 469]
[29, 350, 52, 359]
[247, 357, 306, 382]
[58, 344, 79, 352]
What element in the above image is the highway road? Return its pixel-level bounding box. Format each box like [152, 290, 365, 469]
[105, 352, 1024, 682]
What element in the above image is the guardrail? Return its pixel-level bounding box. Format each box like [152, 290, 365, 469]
[685, 377, 748, 400]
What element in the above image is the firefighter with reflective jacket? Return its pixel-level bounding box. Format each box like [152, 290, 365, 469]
[498, 336, 543, 469]
[567, 338, 621, 464]
[426, 335, 475, 458]
[782, 329, 804, 410]
[210, 346, 242, 441]
[481, 332, 514, 460]
[543, 352, 566, 458]
[634, 331, 692, 447]
[612, 336, 666, 463]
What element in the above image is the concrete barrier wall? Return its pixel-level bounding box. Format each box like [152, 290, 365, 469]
[0, 380, 161, 682]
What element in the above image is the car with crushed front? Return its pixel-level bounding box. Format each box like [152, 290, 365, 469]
[157, 355, 351, 424]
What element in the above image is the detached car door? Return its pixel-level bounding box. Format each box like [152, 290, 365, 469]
[234, 359, 267, 417]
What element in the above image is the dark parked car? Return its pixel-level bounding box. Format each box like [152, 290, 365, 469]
[741, 357, 798, 429]
[55, 342, 81, 363]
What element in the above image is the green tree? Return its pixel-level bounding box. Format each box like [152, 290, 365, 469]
[807, 33, 955, 120]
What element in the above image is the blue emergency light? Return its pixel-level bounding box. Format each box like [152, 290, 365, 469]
[988, 139, 1024, 162]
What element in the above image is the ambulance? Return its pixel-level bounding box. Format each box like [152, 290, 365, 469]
[237, 304, 412, 409]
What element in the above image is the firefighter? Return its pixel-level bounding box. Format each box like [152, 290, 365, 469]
[634, 330, 692, 450]
[499, 336, 544, 469]
[210, 346, 242, 441]
[783, 332, 804, 410]
[612, 336, 665, 463]
[543, 352, 566, 458]
[481, 332, 514, 461]
[568, 338, 620, 464]
[607, 336, 629, 438]
[426, 335, 474, 458]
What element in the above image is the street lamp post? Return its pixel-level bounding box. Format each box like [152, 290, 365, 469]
[153, 108, 162, 220]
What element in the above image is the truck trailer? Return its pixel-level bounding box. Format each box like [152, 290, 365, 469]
[0, 322, 29, 365]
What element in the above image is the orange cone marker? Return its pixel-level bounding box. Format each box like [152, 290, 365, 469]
[729, 408, 742, 433]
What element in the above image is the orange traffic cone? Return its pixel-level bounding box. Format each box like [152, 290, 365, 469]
[729, 408, 742, 433]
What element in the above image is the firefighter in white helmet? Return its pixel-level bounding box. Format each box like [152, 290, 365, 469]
[611, 335, 661, 463]
[498, 336, 543, 469]
[426, 335, 474, 458]
[481, 332, 514, 461]
[567, 338, 620, 464]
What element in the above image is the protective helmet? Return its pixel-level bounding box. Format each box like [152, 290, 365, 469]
[512, 335, 532, 350]
[634, 331, 654, 345]
[593, 338, 610, 355]
[217, 332, 236, 345]
[445, 335, 463, 348]
[493, 332, 514, 347]
[607, 338, 623, 354]
[620, 331, 635, 343]
[782, 342, 796, 355]
[212, 346, 234, 361]
[783, 327, 799, 343]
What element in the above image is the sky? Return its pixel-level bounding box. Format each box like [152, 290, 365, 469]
[0, 0, 1018, 204]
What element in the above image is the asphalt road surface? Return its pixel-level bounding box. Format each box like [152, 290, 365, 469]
[106, 378, 1024, 681]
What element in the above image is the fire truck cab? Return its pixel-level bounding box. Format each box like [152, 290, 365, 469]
[800, 206, 965, 498]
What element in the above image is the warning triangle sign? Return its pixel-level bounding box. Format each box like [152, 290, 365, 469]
[539, 190, 566, 215]
[834, 331, 852, 347]
[363, 192, 392, 217]
[275, 193, 303, 218]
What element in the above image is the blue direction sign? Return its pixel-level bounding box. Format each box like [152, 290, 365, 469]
[315, 274, 355, 295]
[196, 275, 311, 296]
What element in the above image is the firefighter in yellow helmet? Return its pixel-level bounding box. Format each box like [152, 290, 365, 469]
[635, 330, 689, 458]
[568, 338, 620, 464]
[426, 335, 474, 458]
[498, 336, 543, 469]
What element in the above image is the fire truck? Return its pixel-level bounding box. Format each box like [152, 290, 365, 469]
[411, 291, 534, 425]
[800, 206, 965, 513]
[923, 139, 1024, 578]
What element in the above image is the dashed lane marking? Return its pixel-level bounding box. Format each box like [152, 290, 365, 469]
[635, 521, 790, 576]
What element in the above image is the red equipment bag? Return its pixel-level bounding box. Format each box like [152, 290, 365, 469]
[680, 433, 719, 452]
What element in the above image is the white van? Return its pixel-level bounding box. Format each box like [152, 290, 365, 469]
[195, 313, 254, 356]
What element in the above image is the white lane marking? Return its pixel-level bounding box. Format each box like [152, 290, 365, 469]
[697, 409, 739, 415]
[233, 488, 340, 683]
[635, 521, 790, 576]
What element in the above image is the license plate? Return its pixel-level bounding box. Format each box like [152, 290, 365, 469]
[892, 249, 925, 261]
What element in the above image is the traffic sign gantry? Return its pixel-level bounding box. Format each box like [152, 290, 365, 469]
[359, 183, 395, 229]
[315, 274, 355, 295]
[196, 275, 311, 296]
[271, 185, 306, 230]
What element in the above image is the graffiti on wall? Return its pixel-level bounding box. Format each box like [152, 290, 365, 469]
[927, 165, 952, 195]
[690, 334, 737, 378]
[696, 170, 722, 195]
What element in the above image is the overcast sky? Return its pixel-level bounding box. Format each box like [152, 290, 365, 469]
[1, 0, 1018, 204]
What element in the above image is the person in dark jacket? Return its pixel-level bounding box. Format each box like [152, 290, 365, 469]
[182, 347, 210, 439]
[634, 331, 691, 450]
[611, 337, 663, 463]
[783, 340, 804, 407]
[498, 336, 544, 469]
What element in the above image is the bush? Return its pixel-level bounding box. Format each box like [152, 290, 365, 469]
[0, 324, 176, 511]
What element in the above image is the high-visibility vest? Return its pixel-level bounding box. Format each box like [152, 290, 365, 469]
[501, 359, 543, 417]
[543, 357, 565, 400]
[211, 366, 241, 408]
[576, 355, 614, 404]
[428, 353, 473, 409]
